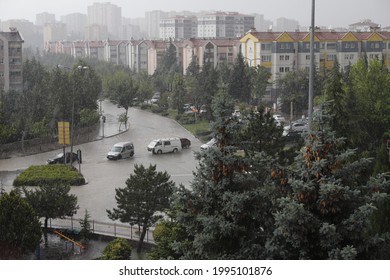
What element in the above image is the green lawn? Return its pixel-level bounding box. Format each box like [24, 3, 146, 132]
[166, 109, 211, 140]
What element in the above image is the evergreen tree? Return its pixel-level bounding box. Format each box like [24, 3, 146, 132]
[171, 73, 186, 114]
[228, 53, 251, 102]
[322, 59, 349, 137]
[266, 108, 390, 259]
[248, 65, 271, 105]
[171, 92, 279, 259]
[79, 209, 92, 244]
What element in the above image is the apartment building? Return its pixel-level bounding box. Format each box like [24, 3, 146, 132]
[240, 29, 390, 100]
[87, 2, 122, 39]
[159, 16, 198, 40]
[0, 28, 24, 92]
[61, 13, 87, 40]
[241, 29, 390, 80]
[197, 12, 254, 38]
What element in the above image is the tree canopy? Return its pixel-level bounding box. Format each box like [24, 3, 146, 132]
[0, 191, 42, 259]
[107, 164, 176, 253]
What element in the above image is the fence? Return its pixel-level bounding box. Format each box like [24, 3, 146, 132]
[45, 217, 155, 244]
[0, 124, 100, 159]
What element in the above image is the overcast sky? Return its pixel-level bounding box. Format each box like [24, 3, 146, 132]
[1, 0, 390, 28]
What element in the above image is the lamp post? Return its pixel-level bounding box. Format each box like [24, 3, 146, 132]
[57, 64, 88, 165]
[308, 0, 315, 131]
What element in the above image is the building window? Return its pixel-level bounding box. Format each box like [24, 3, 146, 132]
[261, 55, 271, 62]
[261, 43, 271, 50]
[279, 55, 290, 61]
[280, 43, 290, 50]
[327, 43, 336, 50]
[306, 55, 310, 60]
[279, 67, 284, 72]
[327, 54, 337, 61]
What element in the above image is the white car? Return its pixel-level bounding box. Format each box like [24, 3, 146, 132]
[283, 122, 308, 136]
[147, 138, 182, 154]
[200, 138, 217, 151]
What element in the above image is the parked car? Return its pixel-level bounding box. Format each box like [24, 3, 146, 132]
[180, 138, 191, 149]
[284, 130, 304, 143]
[147, 137, 182, 154]
[200, 138, 217, 151]
[47, 152, 79, 164]
[283, 121, 308, 136]
[150, 92, 161, 104]
[107, 141, 134, 160]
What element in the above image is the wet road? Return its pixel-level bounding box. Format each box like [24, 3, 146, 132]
[0, 101, 203, 222]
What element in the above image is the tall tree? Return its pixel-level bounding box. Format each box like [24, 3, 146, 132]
[171, 73, 186, 114]
[106, 70, 138, 128]
[107, 164, 176, 253]
[228, 53, 251, 102]
[346, 58, 390, 151]
[249, 65, 271, 105]
[0, 191, 41, 259]
[171, 92, 279, 259]
[266, 108, 390, 259]
[322, 59, 349, 137]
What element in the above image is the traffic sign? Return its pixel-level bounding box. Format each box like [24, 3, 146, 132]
[58, 121, 70, 145]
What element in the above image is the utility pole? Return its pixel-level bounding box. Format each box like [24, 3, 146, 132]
[308, 0, 315, 131]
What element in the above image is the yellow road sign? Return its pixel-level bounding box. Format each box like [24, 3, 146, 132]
[58, 121, 70, 145]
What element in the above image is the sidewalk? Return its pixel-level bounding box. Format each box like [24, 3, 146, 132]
[0, 100, 126, 159]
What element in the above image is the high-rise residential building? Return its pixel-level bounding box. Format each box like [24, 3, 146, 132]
[145, 10, 169, 39]
[85, 24, 108, 41]
[87, 2, 122, 39]
[160, 16, 197, 39]
[274, 17, 300, 32]
[252, 13, 273, 32]
[197, 12, 254, 38]
[35, 12, 56, 26]
[43, 22, 67, 44]
[0, 28, 24, 92]
[61, 13, 87, 40]
[1, 19, 42, 50]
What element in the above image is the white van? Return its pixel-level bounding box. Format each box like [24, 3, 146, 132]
[107, 142, 134, 160]
[147, 138, 182, 154]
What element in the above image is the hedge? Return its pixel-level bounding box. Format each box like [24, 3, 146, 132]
[13, 165, 85, 187]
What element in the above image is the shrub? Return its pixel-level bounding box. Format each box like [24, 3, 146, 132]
[102, 238, 132, 260]
[178, 113, 195, 125]
[13, 165, 85, 187]
[140, 103, 151, 110]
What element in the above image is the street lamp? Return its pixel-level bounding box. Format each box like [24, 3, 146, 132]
[57, 64, 88, 165]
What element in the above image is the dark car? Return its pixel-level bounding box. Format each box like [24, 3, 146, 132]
[284, 131, 304, 143]
[47, 152, 79, 164]
[180, 138, 191, 149]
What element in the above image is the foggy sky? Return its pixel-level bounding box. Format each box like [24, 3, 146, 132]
[1, 0, 390, 28]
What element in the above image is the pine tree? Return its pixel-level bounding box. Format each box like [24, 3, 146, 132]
[172, 92, 280, 259]
[266, 108, 390, 259]
[228, 53, 251, 102]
